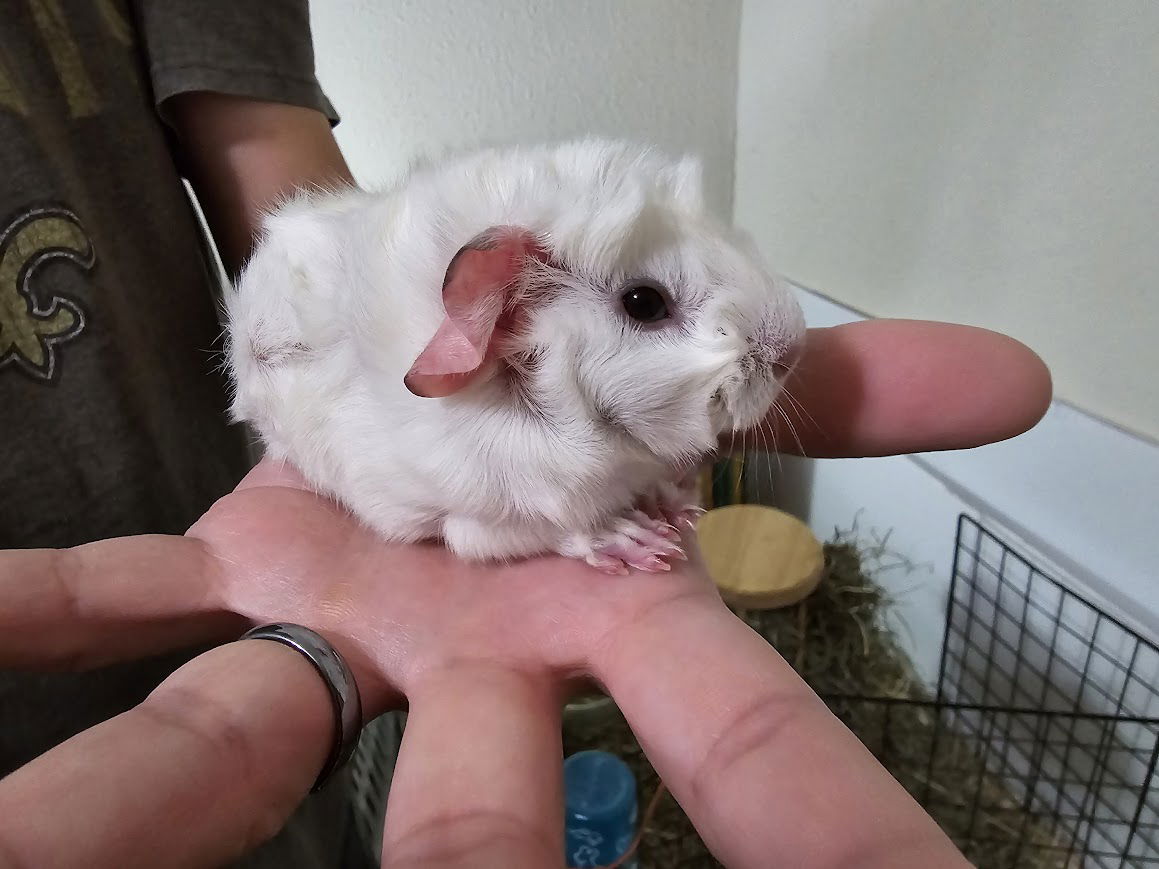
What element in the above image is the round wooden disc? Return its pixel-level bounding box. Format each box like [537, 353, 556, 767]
[696, 504, 825, 609]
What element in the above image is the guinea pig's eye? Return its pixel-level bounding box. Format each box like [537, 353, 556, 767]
[620, 282, 670, 323]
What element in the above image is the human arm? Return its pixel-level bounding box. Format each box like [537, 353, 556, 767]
[169, 93, 354, 275]
[133, 0, 355, 275]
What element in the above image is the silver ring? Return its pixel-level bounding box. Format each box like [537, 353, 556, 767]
[241, 623, 364, 792]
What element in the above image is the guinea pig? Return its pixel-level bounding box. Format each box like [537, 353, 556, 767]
[225, 139, 805, 574]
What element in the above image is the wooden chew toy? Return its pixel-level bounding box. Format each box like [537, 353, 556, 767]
[695, 503, 825, 610]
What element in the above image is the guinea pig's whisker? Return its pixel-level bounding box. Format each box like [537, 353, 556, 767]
[760, 421, 781, 493]
[773, 401, 805, 457]
[783, 394, 811, 428]
[761, 416, 783, 477]
[779, 386, 818, 431]
[744, 426, 769, 502]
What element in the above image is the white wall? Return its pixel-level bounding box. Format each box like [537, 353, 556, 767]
[735, 0, 1159, 443]
[308, 0, 742, 217]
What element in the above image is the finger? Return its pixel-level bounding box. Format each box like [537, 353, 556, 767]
[382, 665, 563, 869]
[592, 593, 969, 868]
[749, 320, 1052, 457]
[0, 535, 242, 670]
[0, 639, 332, 868]
[0, 456, 310, 671]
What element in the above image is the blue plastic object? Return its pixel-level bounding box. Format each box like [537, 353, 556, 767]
[563, 750, 639, 868]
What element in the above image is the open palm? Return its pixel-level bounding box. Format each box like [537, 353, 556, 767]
[0, 319, 1050, 868]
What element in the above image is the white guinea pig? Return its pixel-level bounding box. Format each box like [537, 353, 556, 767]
[225, 139, 805, 574]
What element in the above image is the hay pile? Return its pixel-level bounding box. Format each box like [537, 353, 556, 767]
[736, 529, 920, 697]
[563, 529, 1077, 869]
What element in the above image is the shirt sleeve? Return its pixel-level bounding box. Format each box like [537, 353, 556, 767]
[132, 0, 339, 127]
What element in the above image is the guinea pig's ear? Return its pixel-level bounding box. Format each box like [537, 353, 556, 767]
[404, 227, 547, 398]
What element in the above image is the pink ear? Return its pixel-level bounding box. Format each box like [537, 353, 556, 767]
[404, 228, 545, 398]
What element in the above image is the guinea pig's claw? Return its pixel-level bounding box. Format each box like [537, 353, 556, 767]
[587, 526, 684, 574]
[628, 509, 680, 539]
[606, 549, 671, 572]
[669, 507, 706, 532]
[641, 481, 705, 533]
[588, 554, 631, 576]
[639, 556, 672, 572]
[569, 503, 697, 575]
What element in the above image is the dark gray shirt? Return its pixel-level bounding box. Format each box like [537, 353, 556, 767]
[0, 2, 357, 865]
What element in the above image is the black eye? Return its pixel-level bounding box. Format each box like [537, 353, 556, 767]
[620, 283, 670, 323]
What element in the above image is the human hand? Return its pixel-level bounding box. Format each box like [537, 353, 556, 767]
[0, 320, 1047, 868]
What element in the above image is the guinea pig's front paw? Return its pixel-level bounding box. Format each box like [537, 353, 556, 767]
[559, 512, 687, 576]
[639, 480, 706, 533]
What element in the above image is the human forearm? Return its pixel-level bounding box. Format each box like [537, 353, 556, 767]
[169, 92, 355, 275]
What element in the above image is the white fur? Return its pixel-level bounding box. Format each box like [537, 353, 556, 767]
[225, 139, 805, 562]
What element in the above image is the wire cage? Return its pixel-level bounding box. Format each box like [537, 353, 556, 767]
[823, 515, 1159, 869]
